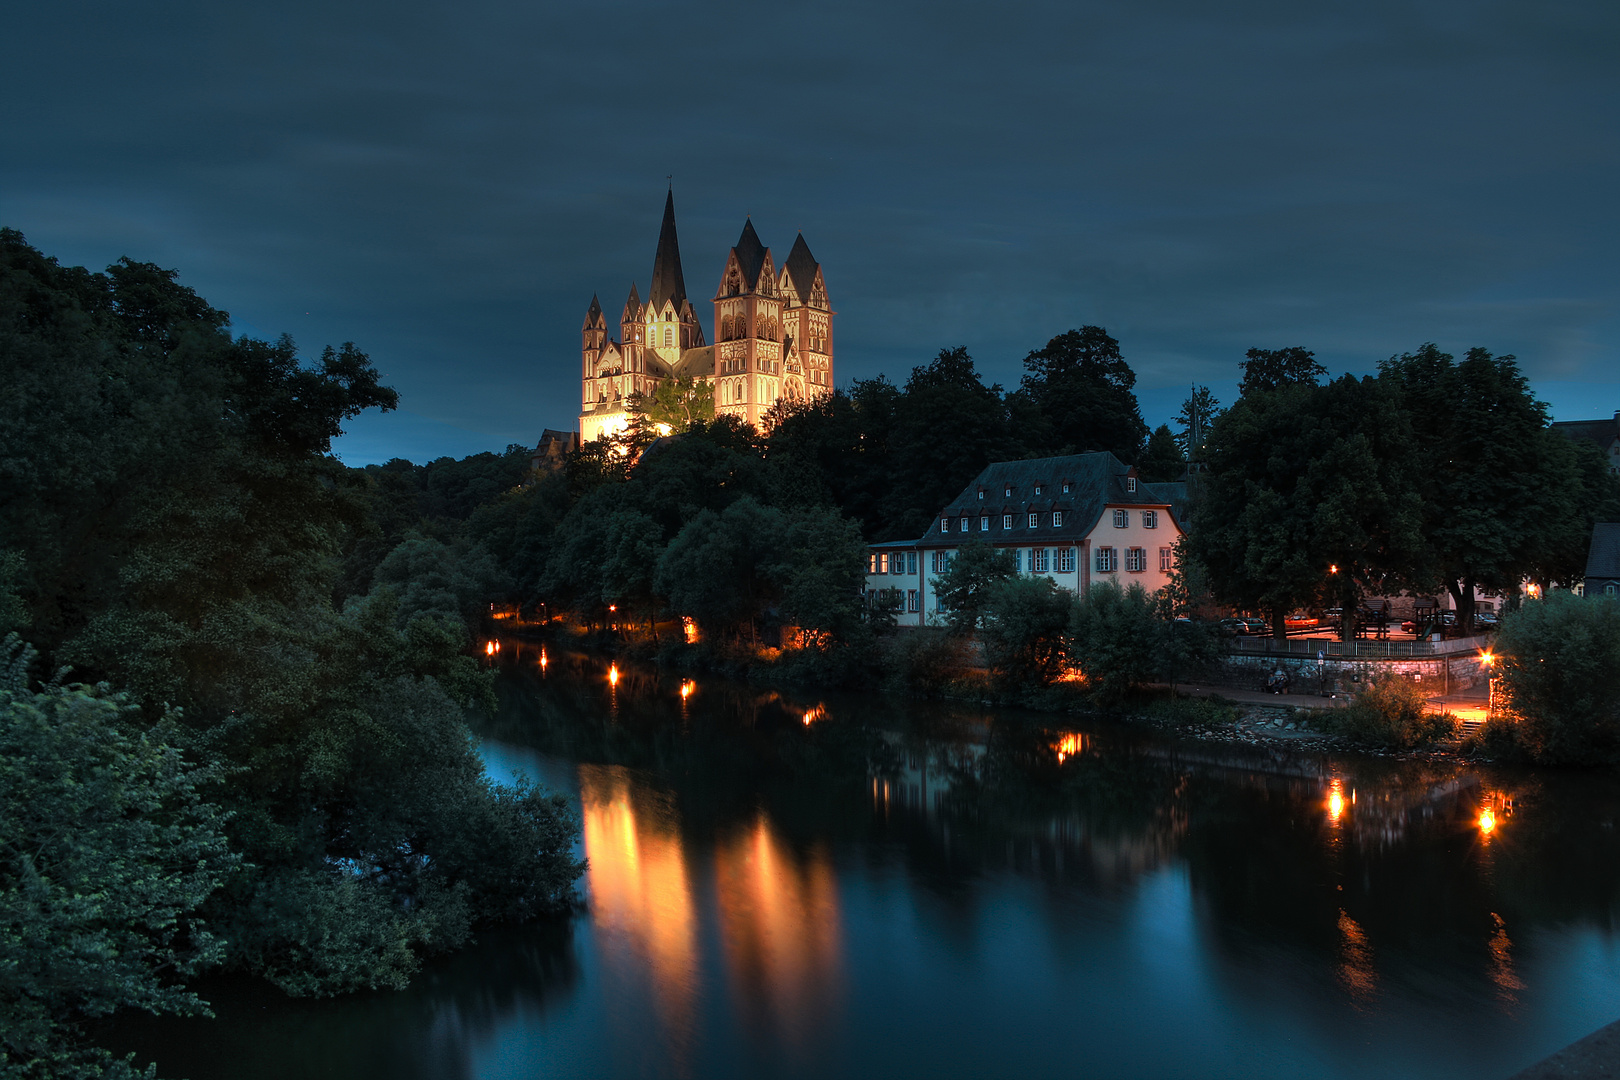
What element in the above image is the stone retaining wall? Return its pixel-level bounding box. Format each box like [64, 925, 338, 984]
[1221, 652, 1485, 695]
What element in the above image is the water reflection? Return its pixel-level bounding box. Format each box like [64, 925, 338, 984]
[713, 816, 842, 1049]
[103, 647, 1620, 1080]
[579, 764, 699, 1065]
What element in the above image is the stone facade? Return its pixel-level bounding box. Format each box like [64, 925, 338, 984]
[579, 192, 833, 442]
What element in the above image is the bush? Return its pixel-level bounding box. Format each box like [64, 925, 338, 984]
[982, 576, 1071, 688]
[1068, 581, 1164, 700]
[1493, 592, 1620, 765]
[881, 627, 973, 696]
[1314, 675, 1456, 748]
[1140, 695, 1239, 729]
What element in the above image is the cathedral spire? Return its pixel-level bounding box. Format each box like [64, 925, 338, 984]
[732, 218, 767, 288]
[648, 190, 687, 313]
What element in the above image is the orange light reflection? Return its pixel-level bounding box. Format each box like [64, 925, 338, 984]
[579, 765, 699, 1060]
[1053, 732, 1085, 764]
[714, 815, 843, 1049]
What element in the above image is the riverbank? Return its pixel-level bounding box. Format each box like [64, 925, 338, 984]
[1508, 1016, 1620, 1080]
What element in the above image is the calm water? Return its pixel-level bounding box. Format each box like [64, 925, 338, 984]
[107, 641, 1620, 1079]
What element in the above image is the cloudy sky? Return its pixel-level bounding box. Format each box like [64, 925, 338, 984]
[4, 0, 1617, 464]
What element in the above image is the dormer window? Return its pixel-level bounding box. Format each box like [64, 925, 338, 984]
[1034, 484, 1044, 496]
[1062, 481, 1072, 493]
[1126, 477, 1137, 493]
[1004, 486, 1013, 497]
[1052, 511, 1064, 527]
[977, 489, 985, 500]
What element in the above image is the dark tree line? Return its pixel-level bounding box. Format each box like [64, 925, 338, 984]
[1189, 345, 1620, 640]
[0, 230, 582, 1078]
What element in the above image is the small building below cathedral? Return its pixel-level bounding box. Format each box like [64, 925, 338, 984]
[579, 191, 834, 443]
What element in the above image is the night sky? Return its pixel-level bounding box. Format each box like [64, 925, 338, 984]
[4, 1, 1616, 465]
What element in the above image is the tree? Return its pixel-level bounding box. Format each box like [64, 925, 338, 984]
[1139, 424, 1185, 483]
[1190, 376, 1422, 641]
[632, 373, 715, 430]
[1, 639, 236, 1079]
[1380, 344, 1611, 630]
[1067, 581, 1164, 699]
[884, 348, 1015, 541]
[981, 576, 1071, 686]
[1013, 327, 1149, 462]
[931, 541, 1017, 633]
[1493, 592, 1620, 764]
[1173, 385, 1222, 466]
[1238, 346, 1326, 398]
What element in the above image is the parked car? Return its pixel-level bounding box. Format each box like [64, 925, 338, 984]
[1220, 618, 1249, 635]
[1243, 617, 1267, 635]
[1473, 611, 1500, 628]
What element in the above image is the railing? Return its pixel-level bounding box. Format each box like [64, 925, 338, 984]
[1225, 634, 1492, 659]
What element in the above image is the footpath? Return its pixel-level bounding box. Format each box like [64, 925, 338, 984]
[1507, 1017, 1620, 1079]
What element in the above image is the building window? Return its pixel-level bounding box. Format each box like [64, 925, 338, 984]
[1002, 514, 1013, 529]
[1159, 546, 1174, 572]
[1033, 548, 1049, 572]
[1126, 476, 1137, 492]
[977, 489, 985, 500]
[1096, 547, 1117, 573]
[1143, 510, 1158, 529]
[1052, 511, 1063, 527]
[868, 554, 878, 573]
[1034, 484, 1043, 495]
[960, 517, 970, 533]
[907, 552, 918, 575]
[1062, 481, 1071, 493]
[1028, 512, 1039, 528]
[1125, 547, 1146, 572]
[1058, 548, 1075, 573]
[879, 552, 889, 573]
[664, 328, 673, 346]
[1608, 584, 1617, 595]
[908, 589, 920, 612]
[1014, 549, 1023, 572]
[1005, 486, 1013, 497]
[941, 516, 950, 533]
[1113, 509, 1129, 528]
[980, 515, 990, 531]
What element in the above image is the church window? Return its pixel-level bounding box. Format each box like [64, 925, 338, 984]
[664, 328, 673, 346]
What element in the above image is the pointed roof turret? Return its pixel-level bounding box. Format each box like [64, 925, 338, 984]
[648, 190, 687, 313]
[783, 233, 819, 302]
[732, 218, 767, 288]
[582, 294, 604, 330]
[622, 282, 642, 322]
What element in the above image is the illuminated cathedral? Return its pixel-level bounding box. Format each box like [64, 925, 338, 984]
[578, 192, 834, 442]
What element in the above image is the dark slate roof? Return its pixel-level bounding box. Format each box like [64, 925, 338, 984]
[732, 219, 767, 288]
[648, 190, 687, 313]
[1586, 522, 1620, 580]
[582, 294, 603, 329]
[671, 345, 713, 379]
[1143, 481, 1190, 526]
[918, 452, 1179, 546]
[782, 232, 819, 302]
[1553, 414, 1620, 451]
[621, 282, 641, 322]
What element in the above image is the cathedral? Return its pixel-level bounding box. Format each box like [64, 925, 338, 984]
[579, 192, 834, 443]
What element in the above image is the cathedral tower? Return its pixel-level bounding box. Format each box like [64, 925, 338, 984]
[712, 219, 787, 428]
[577, 193, 831, 443]
[778, 233, 834, 397]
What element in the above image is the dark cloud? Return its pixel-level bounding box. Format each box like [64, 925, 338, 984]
[4, 0, 1616, 462]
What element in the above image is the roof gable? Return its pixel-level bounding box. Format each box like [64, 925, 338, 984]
[1587, 522, 1620, 579]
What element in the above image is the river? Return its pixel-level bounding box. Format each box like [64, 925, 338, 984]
[106, 640, 1620, 1079]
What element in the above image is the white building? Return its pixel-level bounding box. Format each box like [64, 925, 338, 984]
[865, 451, 1188, 626]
